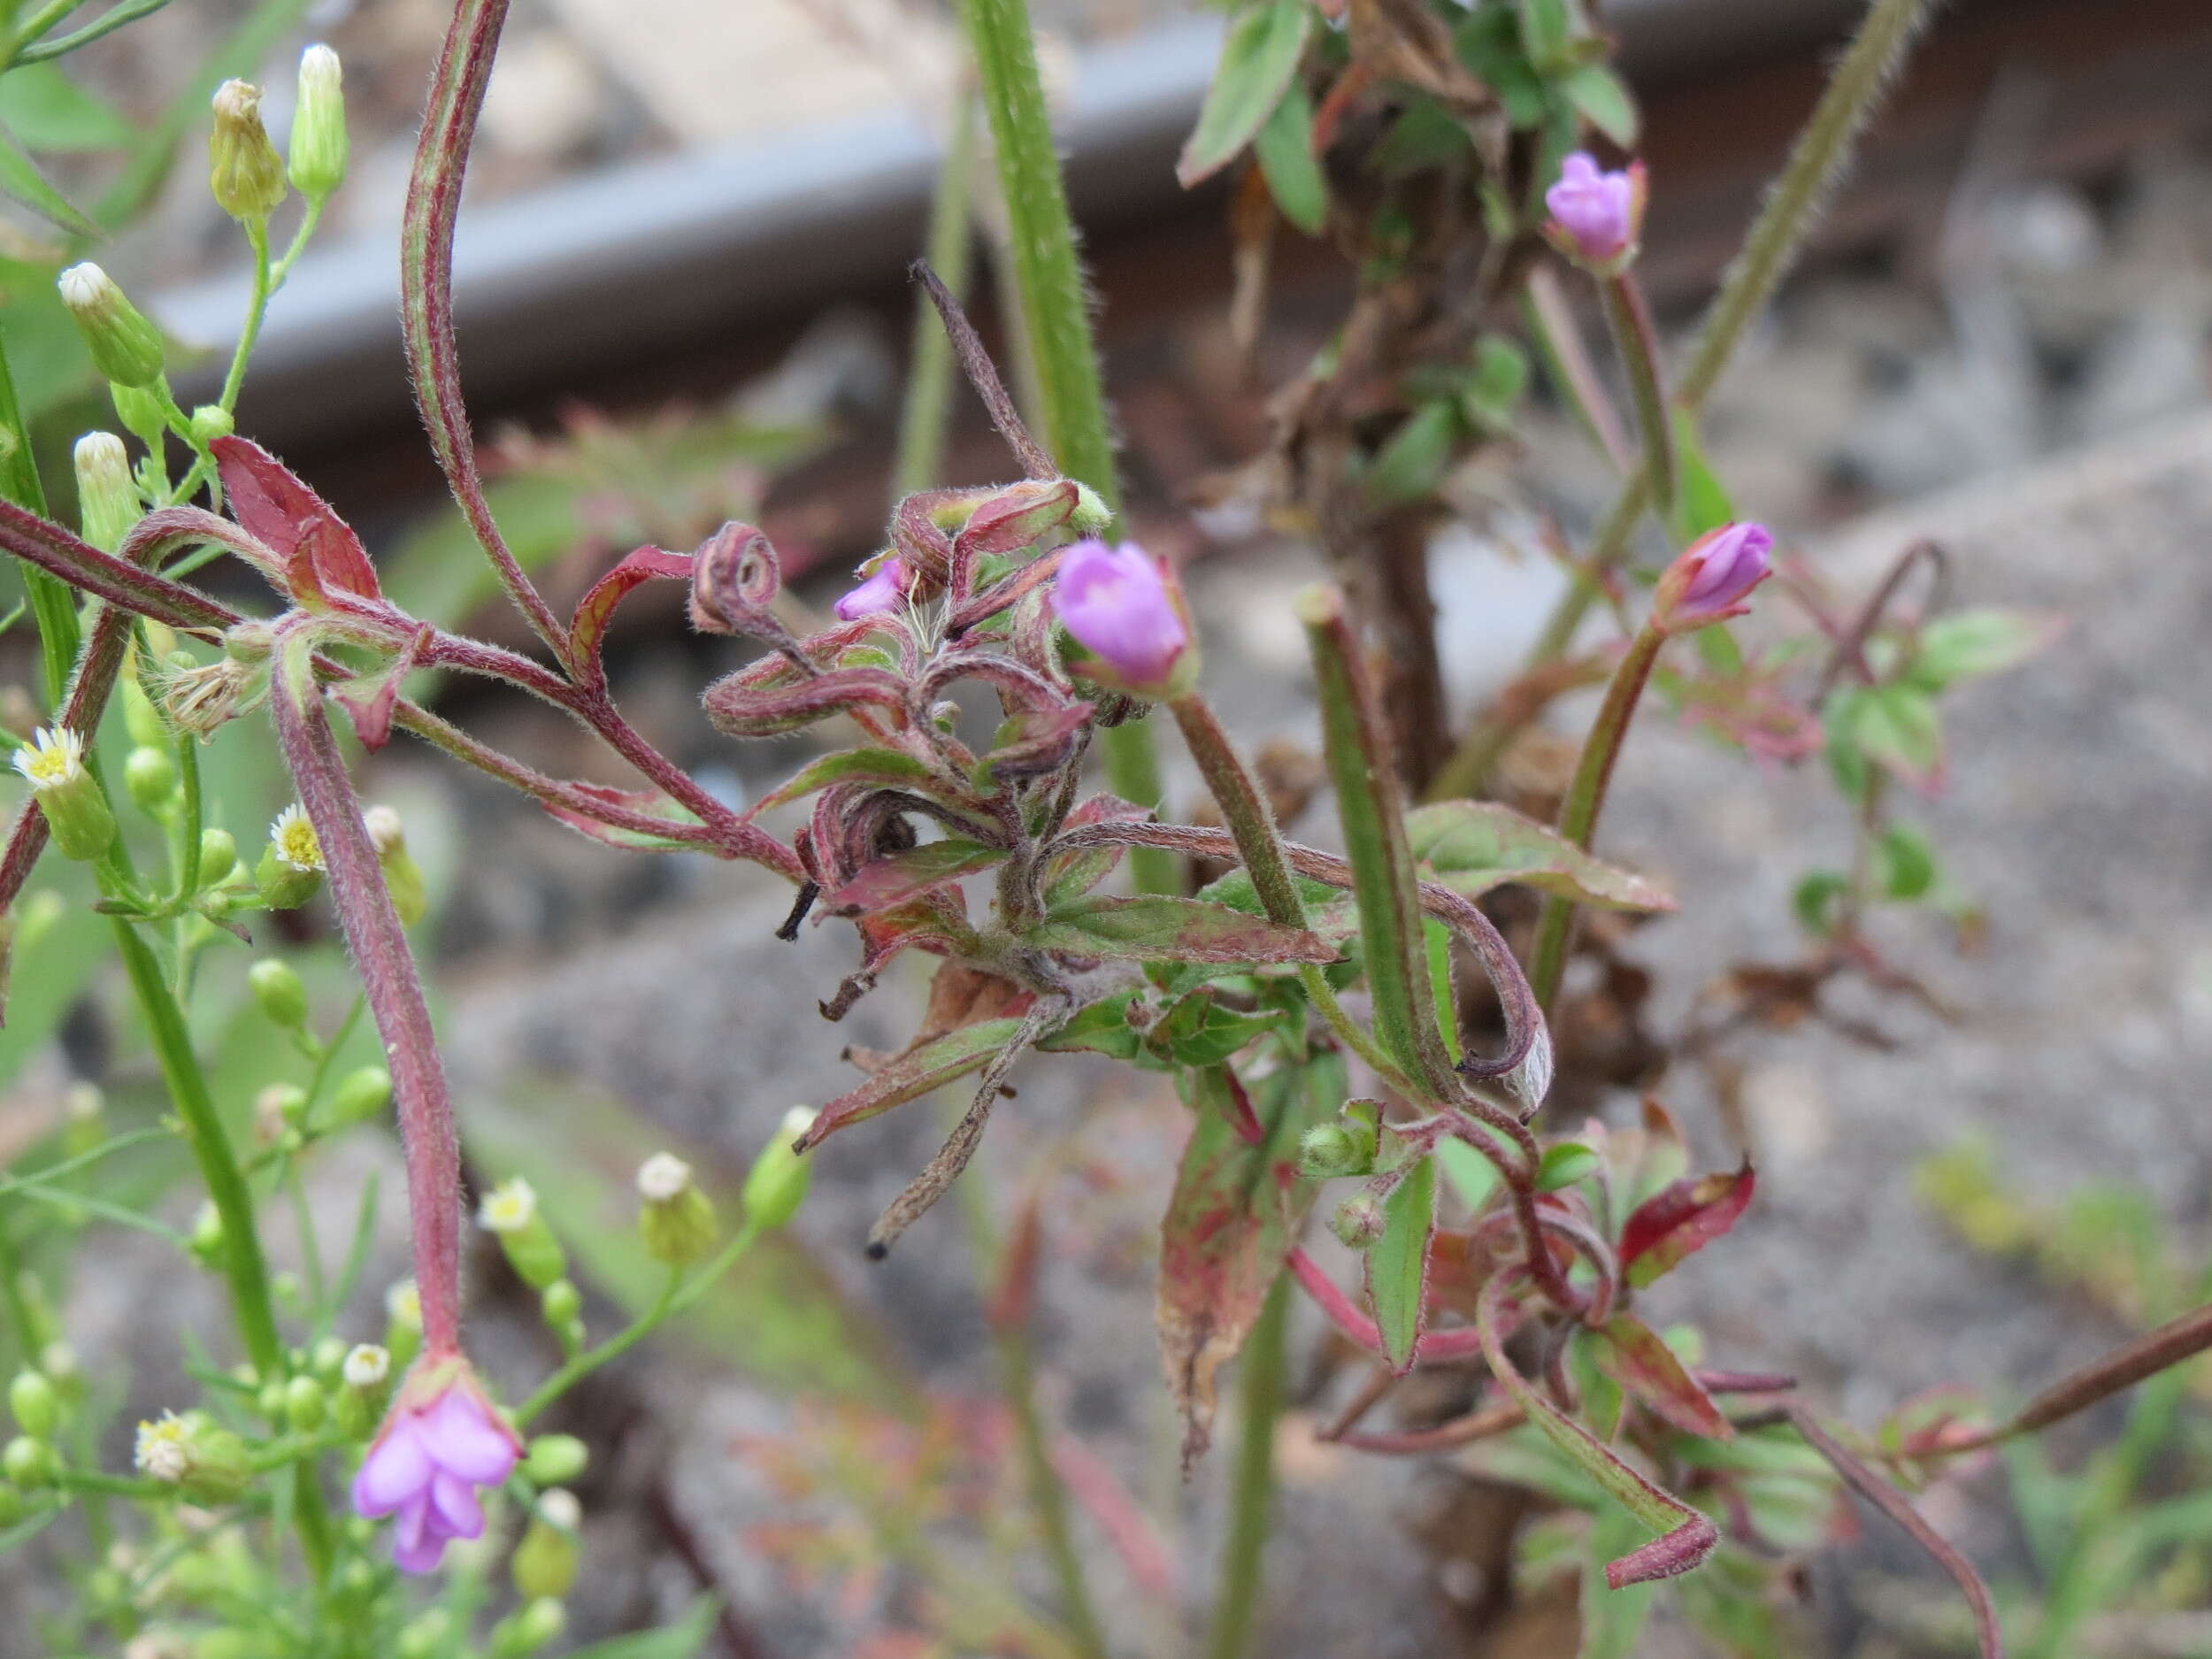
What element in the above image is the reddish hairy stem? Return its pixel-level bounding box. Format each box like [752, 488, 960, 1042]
[1939, 1301, 2212, 1455]
[1285, 1248, 1486, 1363]
[1787, 1405, 2004, 1659]
[403, 0, 569, 664]
[270, 637, 464, 1356]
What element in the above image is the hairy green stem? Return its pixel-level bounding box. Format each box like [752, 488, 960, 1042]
[1202, 1273, 1286, 1659]
[895, 100, 979, 502]
[108, 919, 281, 1375]
[1449, 0, 1939, 790]
[1525, 625, 1665, 1011]
[958, 0, 1170, 892]
[1600, 273, 1675, 511]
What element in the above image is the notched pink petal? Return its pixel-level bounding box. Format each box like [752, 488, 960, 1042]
[418, 1386, 519, 1486]
[350, 1419, 429, 1517]
[429, 1469, 486, 1540]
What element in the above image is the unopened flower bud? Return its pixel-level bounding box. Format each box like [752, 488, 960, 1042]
[188, 404, 234, 448]
[58, 264, 165, 389]
[363, 804, 427, 926]
[1070, 481, 1111, 536]
[1652, 521, 1773, 634]
[326, 1064, 392, 1130]
[1503, 1026, 1555, 1118]
[246, 958, 309, 1030]
[1543, 151, 1645, 271]
[1329, 1192, 1386, 1250]
[284, 1376, 326, 1432]
[397, 1610, 452, 1659]
[311, 1336, 348, 1380]
[196, 826, 240, 889]
[288, 45, 348, 203]
[511, 1488, 580, 1600]
[209, 80, 286, 223]
[4, 1434, 54, 1487]
[62, 1083, 104, 1159]
[12, 726, 115, 862]
[334, 1343, 391, 1437]
[257, 803, 323, 909]
[134, 1412, 250, 1503]
[9, 1371, 58, 1440]
[123, 745, 178, 815]
[638, 1154, 718, 1265]
[480, 1178, 566, 1289]
[73, 431, 140, 553]
[954, 478, 1080, 559]
[741, 1108, 818, 1233]
[539, 1279, 582, 1331]
[1051, 539, 1194, 696]
[1298, 1123, 1367, 1179]
[522, 1433, 588, 1486]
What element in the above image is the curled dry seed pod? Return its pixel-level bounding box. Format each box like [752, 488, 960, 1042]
[687, 520, 812, 667]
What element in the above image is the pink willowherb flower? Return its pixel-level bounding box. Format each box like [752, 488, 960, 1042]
[351, 1366, 522, 1572]
[1654, 521, 1773, 633]
[1544, 152, 1644, 268]
[1051, 539, 1191, 693]
[833, 557, 911, 620]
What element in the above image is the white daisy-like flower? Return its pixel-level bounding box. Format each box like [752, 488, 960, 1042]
[635, 1153, 693, 1202]
[134, 1413, 192, 1483]
[342, 1343, 389, 1389]
[477, 1176, 538, 1233]
[11, 726, 87, 792]
[267, 803, 322, 872]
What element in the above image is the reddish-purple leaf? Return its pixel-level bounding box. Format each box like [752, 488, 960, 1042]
[1593, 1314, 1735, 1440]
[1041, 795, 1151, 906]
[332, 623, 434, 750]
[1158, 1062, 1332, 1468]
[702, 664, 906, 739]
[1619, 1160, 1755, 1288]
[823, 839, 1002, 917]
[571, 544, 690, 681]
[212, 436, 381, 601]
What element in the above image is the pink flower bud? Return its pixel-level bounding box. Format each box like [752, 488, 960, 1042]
[1051, 539, 1191, 693]
[833, 557, 910, 621]
[1544, 152, 1644, 268]
[351, 1365, 521, 1572]
[1654, 521, 1773, 633]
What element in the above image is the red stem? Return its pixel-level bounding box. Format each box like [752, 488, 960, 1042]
[402, 0, 569, 664]
[270, 635, 463, 1356]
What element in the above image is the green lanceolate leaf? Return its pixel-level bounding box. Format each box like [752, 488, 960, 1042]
[1667, 408, 1737, 542]
[1562, 61, 1639, 147]
[1027, 894, 1335, 965]
[1254, 79, 1326, 234]
[1851, 682, 1945, 790]
[0, 120, 96, 234]
[1536, 1141, 1601, 1192]
[1579, 1503, 1662, 1659]
[0, 65, 136, 152]
[1177, 0, 1312, 188]
[1367, 400, 1461, 504]
[1367, 1153, 1436, 1372]
[1908, 607, 2061, 692]
[1408, 800, 1675, 910]
[751, 746, 941, 810]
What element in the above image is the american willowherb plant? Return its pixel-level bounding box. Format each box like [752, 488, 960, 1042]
[0, 0, 2203, 1655]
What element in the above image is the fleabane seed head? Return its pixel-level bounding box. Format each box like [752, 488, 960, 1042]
[342, 1344, 390, 1389]
[268, 803, 322, 872]
[363, 803, 404, 855]
[12, 726, 86, 792]
[635, 1153, 693, 1202]
[134, 1413, 192, 1483]
[477, 1177, 538, 1234]
[537, 1487, 581, 1530]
